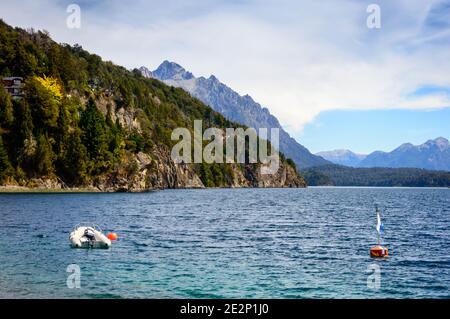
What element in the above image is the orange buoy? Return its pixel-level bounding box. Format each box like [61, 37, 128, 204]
[370, 245, 388, 258]
[107, 232, 118, 241]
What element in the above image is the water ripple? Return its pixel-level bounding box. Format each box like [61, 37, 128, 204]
[0, 187, 449, 298]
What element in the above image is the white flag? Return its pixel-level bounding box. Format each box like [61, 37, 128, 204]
[376, 211, 383, 235]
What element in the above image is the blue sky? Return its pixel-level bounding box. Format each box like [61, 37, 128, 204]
[301, 84, 450, 153]
[300, 108, 450, 154]
[0, 0, 449, 153]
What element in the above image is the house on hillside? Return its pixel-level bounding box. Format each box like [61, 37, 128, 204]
[2, 76, 23, 99]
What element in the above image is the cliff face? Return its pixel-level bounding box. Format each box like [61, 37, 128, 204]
[93, 148, 204, 191]
[92, 107, 306, 191]
[19, 149, 305, 192]
[94, 147, 306, 191]
[244, 161, 306, 188]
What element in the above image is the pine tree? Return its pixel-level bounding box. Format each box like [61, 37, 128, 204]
[0, 134, 12, 181]
[0, 87, 14, 127]
[35, 133, 55, 176]
[13, 99, 34, 145]
[63, 129, 88, 185]
[12, 99, 35, 169]
[54, 101, 71, 178]
[108, 118, 125, 159]
[198, 163, 215, 187]
[80, 98, 108, 160]
[55, 101, 69, 155]
[210, 163, 225, 186]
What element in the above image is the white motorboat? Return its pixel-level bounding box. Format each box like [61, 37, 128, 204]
[69, 224, 111, 249]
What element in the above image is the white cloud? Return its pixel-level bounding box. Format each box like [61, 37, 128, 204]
[1, 0, 450, 133]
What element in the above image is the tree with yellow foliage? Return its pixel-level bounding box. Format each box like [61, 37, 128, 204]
[24, 75, 62, 129]
[34, 75, 63, 100]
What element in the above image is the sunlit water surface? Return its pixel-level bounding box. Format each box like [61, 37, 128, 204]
[0, 187, 449, 298]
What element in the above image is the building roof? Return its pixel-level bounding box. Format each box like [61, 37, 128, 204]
[2, 77, 23, 81]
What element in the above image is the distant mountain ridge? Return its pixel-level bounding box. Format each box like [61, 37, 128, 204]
[316, 149, 367, 167]
[139, 62, 329, 169]
[316, 137, 450, 171]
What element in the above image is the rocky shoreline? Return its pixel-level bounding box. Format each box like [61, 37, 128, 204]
[0, 185, 99, 193]
[0, 144, 306, 192]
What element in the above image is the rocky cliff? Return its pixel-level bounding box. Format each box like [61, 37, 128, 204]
[91, 93, 306, 191]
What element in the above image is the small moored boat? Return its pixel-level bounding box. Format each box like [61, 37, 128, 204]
[69, 224, 111, 249]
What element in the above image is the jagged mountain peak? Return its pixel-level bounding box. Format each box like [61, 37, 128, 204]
[433, 136, 449, 144]
[208, 74, 218, 81]
[424, 137, 449, 150]
[153, 60, 194, 81]
[138, 66, 153, 78]
[159, 60, 183, 70]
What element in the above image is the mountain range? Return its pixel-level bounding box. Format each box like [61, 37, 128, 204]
[139, 61, 329, 169]
[316, 137, 450, 171]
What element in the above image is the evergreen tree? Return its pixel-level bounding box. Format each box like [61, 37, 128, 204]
[0, 87, 14, 127]
[55, 101, 70, 155]
[80, 98, 111, 172]
[210, 163, 225, 187]
[13, 99, 34, 144]
[63, 129, 88, 185]
[0, 134, 12, 181]
[198, 163, 215, 187]
[108, 118, 125, 158]
[54, 101, 71, 177]
[12, 99, 35, 169]
[35, 133, 55, 176]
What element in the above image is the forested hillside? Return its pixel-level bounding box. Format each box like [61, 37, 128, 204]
[0, 20, 304, 190]
[302, 164, 450, 187]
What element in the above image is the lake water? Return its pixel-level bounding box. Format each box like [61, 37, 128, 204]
[0, 187, 449, 299]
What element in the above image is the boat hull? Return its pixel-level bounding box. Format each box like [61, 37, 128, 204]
[69, 226, 111, 249]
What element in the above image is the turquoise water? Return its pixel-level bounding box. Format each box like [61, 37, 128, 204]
[0, 187, 449, 298]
